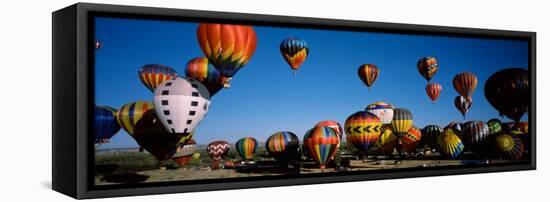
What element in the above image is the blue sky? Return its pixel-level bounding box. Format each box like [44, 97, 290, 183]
[94, 16, 528, 149]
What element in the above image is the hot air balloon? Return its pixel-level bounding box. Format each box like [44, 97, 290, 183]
[304, 127, 339, 169]
[345, 111, 383, 153]
[391, 108, 413, 136]
[358, 64, 379, 90]
[365, 102, 395, 124]
[266, 131, 301, 165]
[185, 57, 230, 96]
[375, 126, 398, 155]
[487, 118, 503, 135]
[153, 77, 210, 142]
[462, 121, 490, 147]
[484, 68, 529, 122]
[95, 106, 121, 144]
[302, 130, 312, 159]
[425, 82, 442, 104]
[95, 40, 102, 50]
[235, 137, 258, 161]
[172, 139, 197, 166]
[453, 72, 478, 98]
[138, 64, 178, 92]
[445, 122, 463, 135]
[437, 129, 464, 159]
[417, 56, 438, 82]
[207, 140, 230, 169]
[315, 120, 343, 147]
[133, 110, 186, 162]
[420, 125, 443, 149]
[116, 101, 154, 136]
[517, 122, 528, 134]
[196, 23, 257, 82]
[494, 133, 524, 159]
[401, 126, 422, 153]
[454, 95, 472, 119]
[280, 37, 309, 75]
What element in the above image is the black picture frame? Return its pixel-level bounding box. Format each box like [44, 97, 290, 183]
[52, 3, 536, 199]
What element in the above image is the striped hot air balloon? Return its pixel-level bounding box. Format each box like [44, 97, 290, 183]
[391, 108, 413, 136]
[315, 121, 343, 148]
[266, 131, 300, 164]
[437, 129, 464, 159]
[487, 118, 503, 135]
[375, 126, 398, 155]
[365, 102, 395, 124]
[358, 64, 379, 90]
[462, 121, 490, 147]
[494, 133, 524, 160]
[196, 23, 257, 79]
[138, 64, 178, 92]
[425, 82, 442, 104]
[417, 56, 438, 82]
[235, 137, 258, 161]
[94, 106, 121, 144]
[445, 121, 463, 135]
[116, 101, 154, 135]
[420, 125, 443, 149]
[454, 95, 472, 119]
[345, 111, 382, 152]
[304, 127, 339, 169]
[453, 72, 478, 98]
[207, 141, 230, 161]
[185, 57, 230, 94]
[280, 37, 309, 75]
[401, 126, 422, 153]
[172, 139, 197, 166]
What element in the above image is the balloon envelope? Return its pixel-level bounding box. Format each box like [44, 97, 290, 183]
[345, 111, 382, 152]
[421, 125, 443, 149]
[365, 102, 395, 124]
[133, 111, 186, 161]
[196, 23, 257, 78]
[484, 68, 529, 122]
[417, 56, 438, 82]
[235, 137, 258, 161]
[304, 127, 339, 169]
[280, 37, 309, 73]
[138, 64, 178, 92]
[153, 77, 210, 143]
[94, 106, 121, 144]
[266, 131, 301, 163]
[185, 57, 229, 96]
[425, 82, 442, 103]
[116, 101, 154, 135]
[453, 72, 478, 98]
[391, 108, 413, 135]
[358, 64, 379, 89]
[207, 141, 230, 161]
[437, 129, 464, 159]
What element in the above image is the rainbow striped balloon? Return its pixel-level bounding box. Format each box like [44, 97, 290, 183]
[304, 127, 339, 169]
[266, 131, 300, 162]
[138, 64, 178, 92]
[358, 64, 379, 90]
[235, 137, 258, 161]
[185, 57, 229, 95]
[116, 101, 154, 135]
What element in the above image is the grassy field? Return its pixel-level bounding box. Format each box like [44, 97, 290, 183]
[94, 146, 526, 185]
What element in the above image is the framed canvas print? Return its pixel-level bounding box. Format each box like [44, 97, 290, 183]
[52, 3, 536, 199]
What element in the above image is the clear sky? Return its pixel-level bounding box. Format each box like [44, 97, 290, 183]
[94, 16, 528, 149]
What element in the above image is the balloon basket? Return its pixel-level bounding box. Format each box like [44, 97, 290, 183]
[223, 78, 232, 88]
[292, 71, 297, 76]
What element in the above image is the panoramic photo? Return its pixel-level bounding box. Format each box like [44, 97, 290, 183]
[93, 16, 530, 185]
